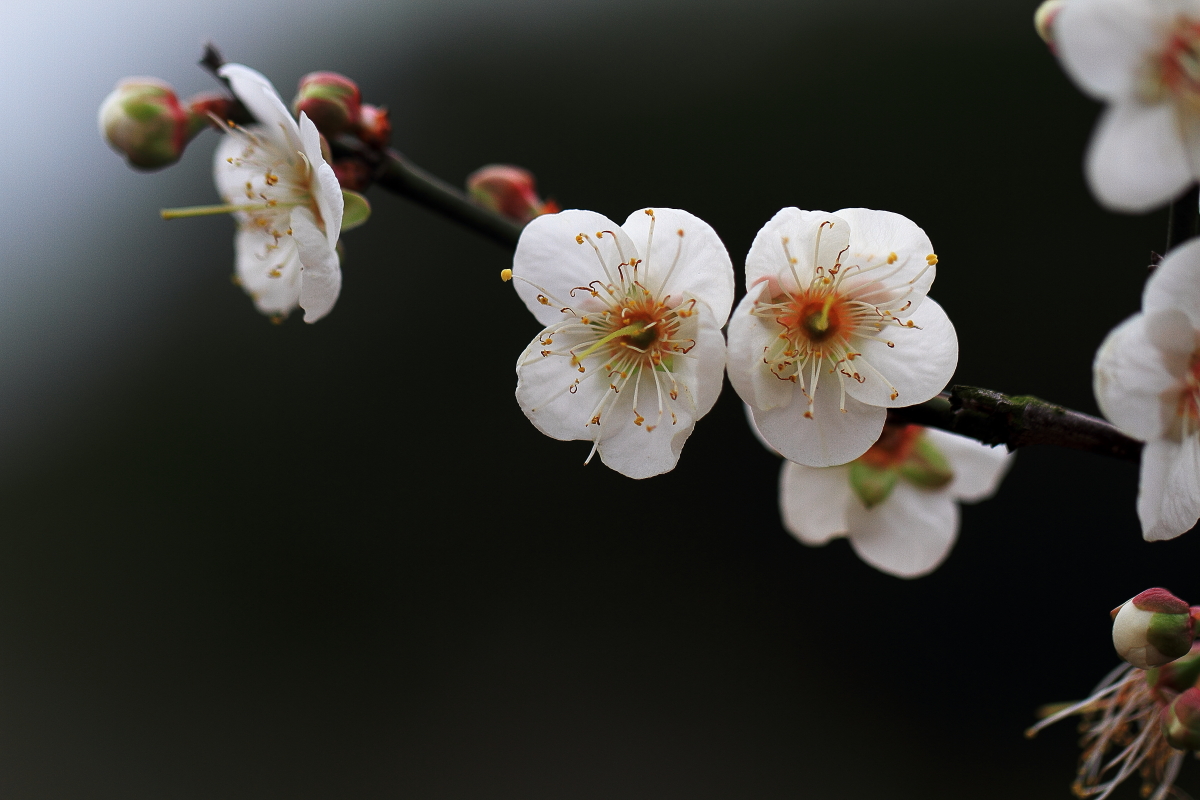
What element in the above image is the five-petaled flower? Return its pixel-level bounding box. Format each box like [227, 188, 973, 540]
[212, 64, 345, 322]
[727, 207, 958, 467]
[1094, 237, 1200, 540]
[508, 208, 734, 479]
[775, 422, 1012, 578]
[1055, 0, 1200, 211]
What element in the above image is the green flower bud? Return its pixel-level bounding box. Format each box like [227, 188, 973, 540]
[292, 72, 362, 138]
[98, 78, 203, 170]
[1112, 588, 1194, 669]
[1163, 687, 1200, 750]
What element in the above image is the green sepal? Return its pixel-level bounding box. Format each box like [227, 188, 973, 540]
[897, 435, 954, 490]
[341, 190, 371, 231]
[849, 461, 899, 509]
[1147, 612, 1194, 663]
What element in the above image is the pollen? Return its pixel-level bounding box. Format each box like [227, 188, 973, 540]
[926, 254, 938, 265]
[500, 268, 513, 282]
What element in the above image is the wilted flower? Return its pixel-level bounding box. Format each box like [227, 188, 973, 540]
[1055, 0, 1200, 210]
[727, 207, 958, 467]
[1094, 238, 1200, 540]
[1028, 643, 1200, 800]
[776, 423, 1012, 577]
[508, 207, 733, 479]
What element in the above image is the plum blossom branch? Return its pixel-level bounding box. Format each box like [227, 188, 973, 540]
[192, 44, 1145, 464]
[891, 387, 1142, 463]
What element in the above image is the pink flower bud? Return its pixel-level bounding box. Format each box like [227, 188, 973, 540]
[1034, 0, 1065, 52]
[292, 72, 362, 138]
[185, 91, 238, 124]
[467, 164, 560, 225]
[98, 78, 203, 170]
[1163, 686, 1200, 750]
[355, 104, 391, 149]
[1112, 588, 1194, 669]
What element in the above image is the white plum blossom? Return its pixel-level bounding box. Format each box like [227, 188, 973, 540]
[1055, 0, 1200, 211]
[776, 424, 1013, 578]
[509, 208, 734, 479]
[212, 64, 344, 322]
[727, 207, 958, 467]
[1094, 237, 1200, 540]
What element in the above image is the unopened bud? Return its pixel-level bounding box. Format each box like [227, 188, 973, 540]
[1112, 588, 1194, 669]
[99, 78, 205, 170]
[1163, 687, 1200, 750]
[467, 165, 560, 225]
[1034, 0, 1066, 52]
[185, 91, 238, 124]
[355, 104, 391, 148]
[293, 72, 362, 138]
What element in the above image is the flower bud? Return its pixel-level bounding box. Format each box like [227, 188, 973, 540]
[98, 78, 205, 170]
[292, 72, 361, 138]
[1162, 686, 1200, 750]
[1034, 0, 1065, 52]
[1112, 588, 1194, 669]
[355, 104, 391, 149]
[185, 91, 238, 123]
[467, 165, 560, 225]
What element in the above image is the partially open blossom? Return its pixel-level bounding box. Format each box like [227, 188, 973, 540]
[1112, 588, 1194, 668]
[1055, 0, 1200, 210]
[776, 423, 1012, 578]
[509, 208, 733, 479]
[206, 64, 347, 322]
[1094, 238, 1200, 539]
[468, 165, 559, 225]
[1027, 644, 1200, 800]
[727, 207, 958, 467]
[292, 71, 361, 138]
[99, 78, 206, 170]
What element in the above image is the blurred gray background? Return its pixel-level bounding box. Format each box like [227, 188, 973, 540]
[0, 0, 1184, 797]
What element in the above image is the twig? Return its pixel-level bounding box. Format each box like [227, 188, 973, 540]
[890, 387, 1142, 463]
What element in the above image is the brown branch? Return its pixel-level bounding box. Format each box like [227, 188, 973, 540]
[890, 387, 1142, 463]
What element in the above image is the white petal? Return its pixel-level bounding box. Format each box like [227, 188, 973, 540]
[847, 483, 959, 578]
[514, 301, 719, 479]
[749, 382, 886, 467]
[833, 208, 936, 314]
[744, 208, 850, 295]
[218, 64, 302, 153]
[212, 130, 262, 203]
[921, 428, 1014, 503]
[778, 461, 852, 546]
[689, 301, 728, 421]
[843, 297, 958, 408]
[1057, 0, 1173, 99]
[299, 113, 343, 244]
[620, 207, 734, 325]
[1145, 237, 1200, 327]
[292, 207, 342, 323]
[234, 228, 301, 317]
[1139, 436, 1200, 540]
[1093, 314, 1180, 440]
[726, 282, 796, 412]
[511, 209, 639, 327]
[1086, 102, 1192, 213]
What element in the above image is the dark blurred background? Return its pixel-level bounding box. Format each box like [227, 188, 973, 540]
[0, 0, 1185, 797]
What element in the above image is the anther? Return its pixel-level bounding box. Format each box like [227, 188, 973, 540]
[500, 268, 513, 282]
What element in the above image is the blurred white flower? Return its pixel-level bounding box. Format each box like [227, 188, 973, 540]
[727, 207, 958, 467]
[776, 424, 1012, 578]
[1055, 0, 1200, 211]
[213, 64, 344, 322]
[1094, 238, 1200, 539]
[508, 207, 733, 479]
